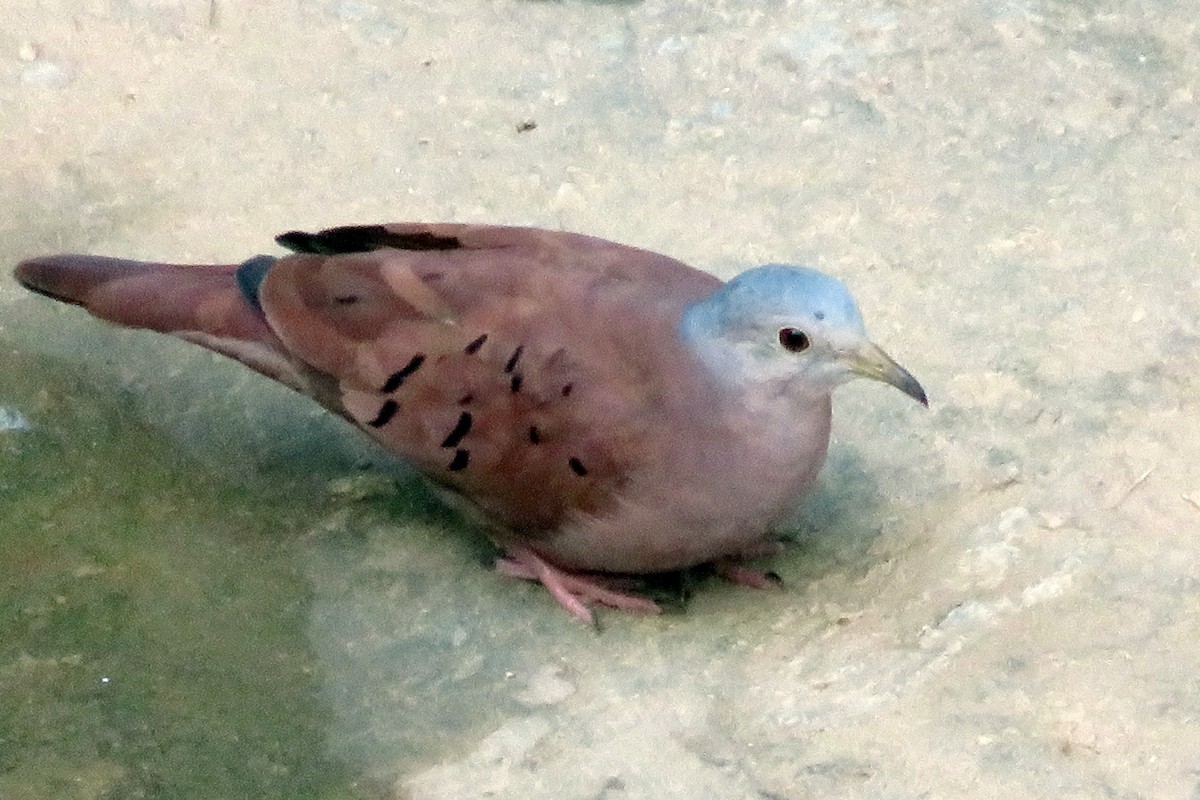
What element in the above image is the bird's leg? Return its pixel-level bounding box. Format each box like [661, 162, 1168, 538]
[496, 547, 662, 624]
[713, 560, 784, 589]
[714, 541, 785, 589]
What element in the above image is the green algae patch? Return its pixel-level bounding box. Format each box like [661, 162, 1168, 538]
[0, 348, 367, 800]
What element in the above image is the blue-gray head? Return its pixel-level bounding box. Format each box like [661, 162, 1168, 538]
[680, 264, 927, 405]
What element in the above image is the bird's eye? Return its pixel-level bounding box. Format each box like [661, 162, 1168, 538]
[778, 327, 811, 352]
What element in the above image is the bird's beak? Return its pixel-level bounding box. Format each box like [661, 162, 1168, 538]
[843, 341, 928, 406]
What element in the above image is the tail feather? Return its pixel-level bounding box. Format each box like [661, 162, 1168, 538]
[11, 253, 337, 403]
[15, 254, 277, 344]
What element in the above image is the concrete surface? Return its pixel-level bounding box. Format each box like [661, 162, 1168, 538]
[2, 0, 1198, 798]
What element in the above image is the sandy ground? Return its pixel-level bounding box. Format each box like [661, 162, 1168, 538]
[2, 0, 1199, 798]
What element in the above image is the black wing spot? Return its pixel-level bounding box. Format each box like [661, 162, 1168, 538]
[561, 383, 574, 397]
[464, 334, 488, 355]
[528, 426, 541, 444]
[368, 399, 399, 428]
[568, 457, 588, 476]
[381, 354, 426, 393]
[510, 374, 523, 393]
[448, 449, 470, 471]
[504, 345, 524, 374]
[441, 412, 473, 448]
[334, 295, 359, 305]
[276, 225, 462, 255]
[458, 393, 475, 405]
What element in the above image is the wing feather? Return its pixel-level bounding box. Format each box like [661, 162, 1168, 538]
[260, 224, 721, 533]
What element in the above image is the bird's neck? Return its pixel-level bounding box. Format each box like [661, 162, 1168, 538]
[678, 305, 836, 463]
[717, 375, 834, 514]
[681, 330, 831, 449]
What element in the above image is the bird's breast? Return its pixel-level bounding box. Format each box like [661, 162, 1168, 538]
[532, 392, 833, 573]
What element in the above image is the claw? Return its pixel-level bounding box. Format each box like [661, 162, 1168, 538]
[497, 548, 662, 624]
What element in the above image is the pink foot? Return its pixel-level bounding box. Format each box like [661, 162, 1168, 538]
[496, 548, 661, 625]
[714, 557, 784, 589]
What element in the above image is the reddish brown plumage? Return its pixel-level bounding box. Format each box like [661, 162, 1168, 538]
[15, 254, 275, 343]
[14, 223, 839, 622]
[251, 226, 724, 536]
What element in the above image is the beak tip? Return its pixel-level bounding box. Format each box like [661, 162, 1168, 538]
[847, 342, 928, 408]
[903, 378, 928, 408]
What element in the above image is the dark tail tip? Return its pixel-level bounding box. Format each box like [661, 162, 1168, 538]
[13, 254, 177, 309]
[14, 257, 89, 305]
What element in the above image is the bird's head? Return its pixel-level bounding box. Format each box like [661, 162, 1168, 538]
[680, 264, 927, 405]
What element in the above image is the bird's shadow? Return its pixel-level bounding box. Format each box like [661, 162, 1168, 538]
[328, 433, 897, 616]
[780, 447, 890, 576]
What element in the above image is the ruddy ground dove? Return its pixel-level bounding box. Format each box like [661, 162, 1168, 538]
[14, 223, 926, 623]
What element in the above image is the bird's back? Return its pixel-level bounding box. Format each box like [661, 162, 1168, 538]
[257, 224, 728, 535]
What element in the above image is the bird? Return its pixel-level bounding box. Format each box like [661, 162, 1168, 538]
[13, 223, 926, 624]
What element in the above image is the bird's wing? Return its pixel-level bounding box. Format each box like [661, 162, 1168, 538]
[260, 223, 723, 532]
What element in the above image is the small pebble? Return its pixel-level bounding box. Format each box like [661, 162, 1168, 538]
[1039, 512, 1068, 530]
[21, 61, 70, 88]
[514, 664, 576, 707]
[325, 473, 395, 501]
[0, 408, 30, 432]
